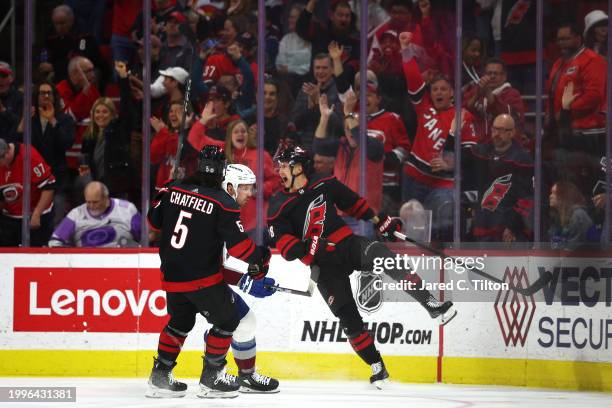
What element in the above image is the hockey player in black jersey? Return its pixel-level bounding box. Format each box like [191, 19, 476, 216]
[146, 145, 270, 399]
[267, 145, 457, 388]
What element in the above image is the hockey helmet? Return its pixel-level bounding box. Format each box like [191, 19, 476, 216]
[274, 145, 311, 171]
[222, 163, 256, 199]
[198, 145, 226, 176]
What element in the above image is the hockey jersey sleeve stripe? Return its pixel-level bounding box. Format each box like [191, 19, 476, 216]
[327, 225, 354, 244]
[277, 234, 300, 259]
[172, 186, 240, 213]
[345, 198, 371, 219]
[227, 238, 256, 261]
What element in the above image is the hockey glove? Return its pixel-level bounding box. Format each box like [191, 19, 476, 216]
[238, 274, 277, 298]
[375, 213, 403, 242]
[300, 236, 335, 265]
[248, 246, 271, 280]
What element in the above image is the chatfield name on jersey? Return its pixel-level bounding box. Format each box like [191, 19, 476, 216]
[169, 190, 214, 214]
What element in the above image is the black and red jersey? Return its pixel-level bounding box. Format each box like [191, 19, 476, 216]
[402, 57, 478, 188]
[266, 174, 375, 265]
[148, 180, 265, 292]
[463, 141, 534, 240]
[0, 143, 56, 218]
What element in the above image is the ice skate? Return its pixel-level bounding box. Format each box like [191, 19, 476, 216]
[197, 365, 240, 398]
[238, 371, 280, 393]
[145, 358, 187, 398]
[424, 298, 457, 326]
[370, 360, 389, 390]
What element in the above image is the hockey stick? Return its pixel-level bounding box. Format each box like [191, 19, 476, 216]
[265, 284, 313, 297]
[392, 231, 552, 296]
[171, 76, 192, 180]
[265, 279, 316, 297]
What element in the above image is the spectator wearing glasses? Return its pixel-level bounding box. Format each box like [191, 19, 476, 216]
[14, 82, 75, 225]
[464, 57, 525, 144]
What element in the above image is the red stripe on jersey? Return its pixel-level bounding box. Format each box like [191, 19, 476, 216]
[345, 198, 370, 219]
[161, 272, 224, 292]
[327, 225, 353, 244]
[277, 234, 300, 259]
[172, 186, 240, 212]
[228, 238, 255, 261]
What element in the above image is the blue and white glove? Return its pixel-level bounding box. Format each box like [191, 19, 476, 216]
[238, 274, 277, 298]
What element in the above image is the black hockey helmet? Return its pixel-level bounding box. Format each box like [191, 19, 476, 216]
[198, 145, 226, 176]
[273, 144, 312, 171]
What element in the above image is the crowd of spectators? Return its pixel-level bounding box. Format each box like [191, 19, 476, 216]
[0, 0, 609, 249]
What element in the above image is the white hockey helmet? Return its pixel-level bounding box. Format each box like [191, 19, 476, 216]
[222, 164, 256, 199]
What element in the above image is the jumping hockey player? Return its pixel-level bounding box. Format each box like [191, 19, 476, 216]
[267, 145, 457, 389]
[212, 163, 280, 393]
[146, 145, 270, 399]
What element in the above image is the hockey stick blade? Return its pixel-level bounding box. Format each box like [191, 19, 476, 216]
[392, 231, 552, 296]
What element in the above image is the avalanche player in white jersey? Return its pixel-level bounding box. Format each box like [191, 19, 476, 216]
[212, 164, 280, 393]
[49, 181, 141, 247]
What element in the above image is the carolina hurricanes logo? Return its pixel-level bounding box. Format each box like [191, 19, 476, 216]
[481, 174, 512, 212]
[303, 194, 327, 240]
[0, 183, 22, 203]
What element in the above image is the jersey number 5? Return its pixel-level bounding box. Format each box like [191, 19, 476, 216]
[171, 210, 193, 249]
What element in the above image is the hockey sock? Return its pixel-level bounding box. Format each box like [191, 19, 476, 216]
[204, 326, 233, 368]
[157, 325, 187, 364]
[347, 331, 380, 365]
[231, 337, 257, 375]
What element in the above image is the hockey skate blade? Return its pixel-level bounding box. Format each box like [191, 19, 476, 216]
[371, 378, 389, 390]
[144, 386, 186, 399]
[239, 386, 280, 394]
[197, 384, 239, 399]
[438, 307, 457, 326]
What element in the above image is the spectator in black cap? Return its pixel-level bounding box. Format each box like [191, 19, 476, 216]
[0, 62, 22, 142]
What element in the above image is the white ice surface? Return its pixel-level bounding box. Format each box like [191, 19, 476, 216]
[0, 378, 610, 408]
